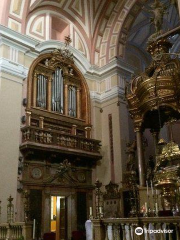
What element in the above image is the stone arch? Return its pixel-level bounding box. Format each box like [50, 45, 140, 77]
[97, 0, 148, 67]
[25, 7, 90, 60]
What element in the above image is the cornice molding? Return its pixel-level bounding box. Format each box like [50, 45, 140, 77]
[85, 58, 136, 82]
[0, 24, 136, 102]
[0, 25, 39, 50]
[0, 25, 135, 78]
[0, 57, 28, 79]
[90, 86, 125, 103]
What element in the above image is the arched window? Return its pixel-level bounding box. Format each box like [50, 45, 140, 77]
[27, 49, 91, 125]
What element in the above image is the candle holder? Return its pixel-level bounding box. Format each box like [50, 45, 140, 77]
[143, 202, 148, 217]
[152, 191, 159, 217]
[148, 207, 152, 217]
[89, 207, 93, 220]
[7, 195, 14, 223]
[94, 179, 103, 219]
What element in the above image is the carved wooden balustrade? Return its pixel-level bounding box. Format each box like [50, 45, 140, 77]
[21, 126, 101, 157]
[92, 217, 180, 240]
[0, 222, 32, 240]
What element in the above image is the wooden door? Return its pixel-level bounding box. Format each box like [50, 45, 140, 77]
[56, 197, 66, 240]
[59, 198, 66, 240]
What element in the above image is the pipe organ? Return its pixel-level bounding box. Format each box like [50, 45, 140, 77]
[35, 69, 78, 118]
[36, 74, 47, 108]
[21, 49, 97, 239]
[28, 49, 91, 125]
[52, 68, 64, 113]
[35, 68, 79, 118]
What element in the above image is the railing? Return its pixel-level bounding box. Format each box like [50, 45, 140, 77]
[92, 217, 180, 240]
[21, 126, 101, 154]
[0, 222, 32, 240]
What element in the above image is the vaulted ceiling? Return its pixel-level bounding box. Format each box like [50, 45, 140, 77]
[0, 0, 179, 68]
[125, 0, 179, 72]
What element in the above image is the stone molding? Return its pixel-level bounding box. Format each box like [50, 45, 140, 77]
[0, 24, 135, 102]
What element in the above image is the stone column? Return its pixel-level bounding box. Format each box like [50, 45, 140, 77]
[76, 88, 81, 119]
[135, 128, 145, 186]
[150, 129, 159, 155]
[64, 84, 68, 115]
[47, 77, 52, 111]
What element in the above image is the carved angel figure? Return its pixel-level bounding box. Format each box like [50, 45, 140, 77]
[126, 140, 137, 171]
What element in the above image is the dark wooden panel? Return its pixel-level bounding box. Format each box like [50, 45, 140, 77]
[77, 192, 87, 231]
[29, 189, 42, 239]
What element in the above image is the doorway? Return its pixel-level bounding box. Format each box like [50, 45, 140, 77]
[51, 196, 67, 240]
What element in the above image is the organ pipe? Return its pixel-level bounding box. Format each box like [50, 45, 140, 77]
[52, 68, 63, 113]
[68, 86, 77, 117]
[36, 74, 47, 108]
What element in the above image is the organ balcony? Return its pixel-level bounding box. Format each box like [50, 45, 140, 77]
[20, 125, 101, 163]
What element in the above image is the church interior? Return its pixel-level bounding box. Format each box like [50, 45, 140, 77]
[0, 0, 180, 240]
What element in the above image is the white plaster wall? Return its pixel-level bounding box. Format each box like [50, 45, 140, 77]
[91, 97, 128, 186]
[0, 73, 23, 222]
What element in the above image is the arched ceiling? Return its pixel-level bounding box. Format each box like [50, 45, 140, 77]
[0, 0, 179, 68]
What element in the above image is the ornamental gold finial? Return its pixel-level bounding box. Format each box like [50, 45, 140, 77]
[7, 195, 13, 203]
[64, 35, 72, 47]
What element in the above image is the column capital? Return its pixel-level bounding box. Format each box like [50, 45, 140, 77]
[134, 121, 143, 132]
